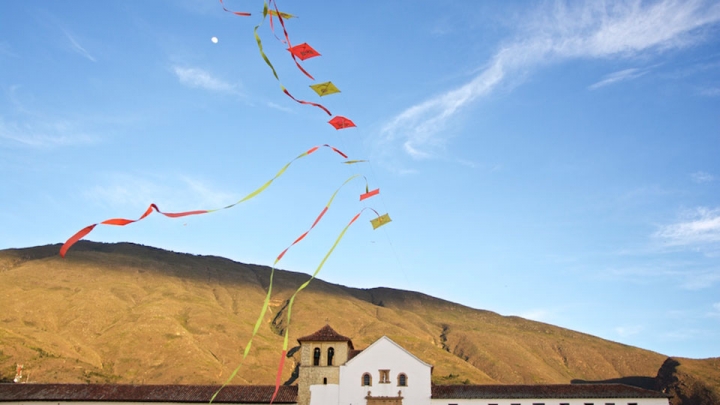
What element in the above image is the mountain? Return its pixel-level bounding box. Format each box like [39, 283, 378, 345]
[0, 241, 717, 404]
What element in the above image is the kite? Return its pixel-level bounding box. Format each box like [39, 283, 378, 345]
[288, 43, 320, 61]
[370, 213, 392, 229]
[269, 208, 389, 403]
[211, 175, 372, 403]
[247, 3, 337, 116]
[59, 145, 348, 258]
[310, 82, 341, 97]
[329, 116, 356, 130]
[342, 160, 368, 164]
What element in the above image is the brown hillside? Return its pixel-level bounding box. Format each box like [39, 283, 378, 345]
[655, 357, 720, 405]
[0, 241, 674, 387]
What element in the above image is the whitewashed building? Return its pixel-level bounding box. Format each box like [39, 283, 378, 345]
[0, 325, 670, 405]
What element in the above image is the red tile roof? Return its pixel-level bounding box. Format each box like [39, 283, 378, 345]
[296, 325, 353, 349]
[347, 349, 363, 361]
[0, 384, 298, 403]
[431, 384, 668, 399]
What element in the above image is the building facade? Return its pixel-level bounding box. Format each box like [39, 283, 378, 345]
[0, 325, 670, 405]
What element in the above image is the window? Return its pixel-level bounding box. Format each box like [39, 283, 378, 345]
[313, 348, 321, 366]
[327, 347, 334, 366]
[397, 373, 407, 386]
[362, 373, 372, 386]
[379, 369, 390, 383]
[323, 377, 327, 385]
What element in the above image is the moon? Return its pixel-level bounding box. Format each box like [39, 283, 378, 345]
[211, 37, 218, 44]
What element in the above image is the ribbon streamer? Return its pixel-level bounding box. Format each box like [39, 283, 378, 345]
[212, 175, 366, 403]
[251, 3, 331, 115]
[60, 145, 348, 257]
[270, 207, 385, 403]
[219, 0, 251, 16]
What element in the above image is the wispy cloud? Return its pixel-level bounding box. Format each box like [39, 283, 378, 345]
[381, 0, 720, 159]
[516, 308, 553, 322]
[708, 302, 720, 319]
[588, 67, 648, 90]
[691, 171, 714, 183]
[602, 263, 720, 290]
[173, 66, 239, 94]
[85, 174, 237, 211]
[615, 325, 644, 337]
[62, 29, 96, 62]
[0, 116, 97, 147]
[654, 207, 720, 247]
[265, 101, 295, 113]
[0, 41, 18, 58]
[698, 86, 720, 96]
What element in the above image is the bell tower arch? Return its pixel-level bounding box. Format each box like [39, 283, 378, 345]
[297, 325, 354, 405]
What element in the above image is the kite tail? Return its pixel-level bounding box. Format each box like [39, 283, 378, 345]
[271, 208, 383, 402]
[212, 175, 365, 403]
[60, 145, 347, 257]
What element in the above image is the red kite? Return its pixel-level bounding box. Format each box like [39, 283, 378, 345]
[329, 116, 356, 130]
[288, 43, 320, 61]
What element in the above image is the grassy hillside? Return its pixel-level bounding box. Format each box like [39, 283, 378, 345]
[0, 241, 678, 387]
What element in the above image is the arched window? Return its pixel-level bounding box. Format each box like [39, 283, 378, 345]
[398, 373, 407, 387]
[313, 348, 321, 366]
[361, 373, 372, 386]
[323, 377, 327, 385]
[327, 347, 334, 366]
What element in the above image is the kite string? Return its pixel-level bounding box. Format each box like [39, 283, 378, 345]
[211, 175, 366, 403]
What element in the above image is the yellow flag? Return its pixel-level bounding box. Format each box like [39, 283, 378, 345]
[371, 213, 391, 230]
[310, 81, 341, 96]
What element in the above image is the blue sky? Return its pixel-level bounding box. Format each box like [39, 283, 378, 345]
[1, 0, 719, 359]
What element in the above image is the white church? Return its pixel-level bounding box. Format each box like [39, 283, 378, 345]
[0, 325, 670, 405]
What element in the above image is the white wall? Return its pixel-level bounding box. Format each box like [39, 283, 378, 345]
[309, 384, 339, 405]
[430, 397, 669, 405]
[338, 336, 432, 405]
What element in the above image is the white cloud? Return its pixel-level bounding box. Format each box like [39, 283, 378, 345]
[381, 0, 720, 159]
[588, 68, 648, 89]
[63, 29, 96, 62]
[173, 66, 239, 94]
[691, 171, 714, 183]
[654, 207, 720, 247]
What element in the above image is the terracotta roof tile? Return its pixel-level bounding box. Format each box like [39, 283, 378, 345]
[431, 384, 668, 399]
[0, 384, 298, 403]
[347, 349, 363, 361]
[297, 325, 353, 349]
